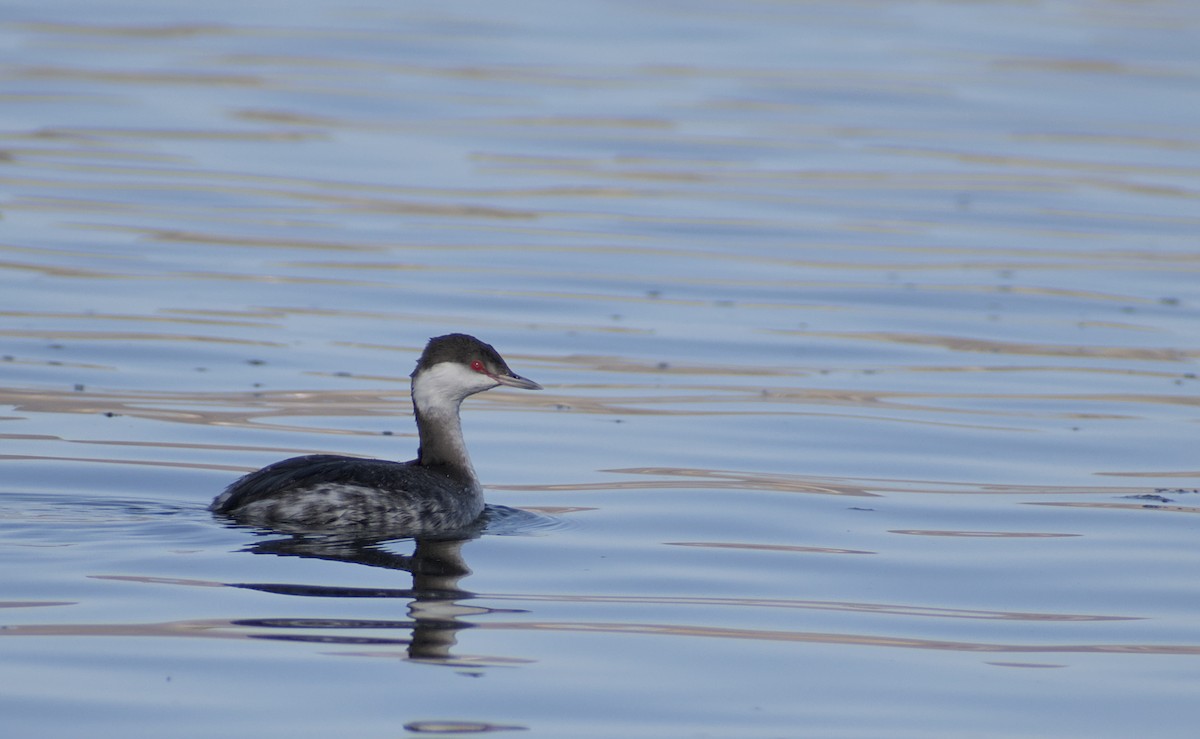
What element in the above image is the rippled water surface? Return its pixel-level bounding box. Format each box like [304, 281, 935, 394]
[3, 1, 1200, 736]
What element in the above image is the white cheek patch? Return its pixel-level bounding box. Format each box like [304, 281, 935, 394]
[412, 362, 499, 413]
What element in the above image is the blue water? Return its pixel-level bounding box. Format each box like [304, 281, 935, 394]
[2, 1, 1200, 736]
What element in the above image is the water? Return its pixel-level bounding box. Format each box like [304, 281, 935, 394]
[2, 0, 1200, 736]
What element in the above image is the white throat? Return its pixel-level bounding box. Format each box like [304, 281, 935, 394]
[410, 362, 498, 477]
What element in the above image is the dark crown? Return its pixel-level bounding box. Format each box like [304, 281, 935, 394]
[412, 333, 512, 377]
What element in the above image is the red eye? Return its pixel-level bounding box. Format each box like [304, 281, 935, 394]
[470, 360, 485, 373]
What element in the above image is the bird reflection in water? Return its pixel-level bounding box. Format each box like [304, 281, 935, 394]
[218, 504, 556, 664]
[226, 520, 501, 664]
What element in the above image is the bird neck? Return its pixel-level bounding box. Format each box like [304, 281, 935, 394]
[411, 368, 479, 484]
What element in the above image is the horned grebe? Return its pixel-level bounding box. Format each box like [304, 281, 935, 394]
[210, 333, 541, 535]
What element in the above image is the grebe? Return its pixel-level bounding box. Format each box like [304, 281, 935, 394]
[210, 333, 541, 535]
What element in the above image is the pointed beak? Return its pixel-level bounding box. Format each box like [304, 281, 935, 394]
[494, 372, 542, 391]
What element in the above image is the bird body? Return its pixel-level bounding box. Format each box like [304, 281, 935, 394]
[210, 334, 541, 535]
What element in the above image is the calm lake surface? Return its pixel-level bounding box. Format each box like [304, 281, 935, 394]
[2, 1, 1199, 736]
